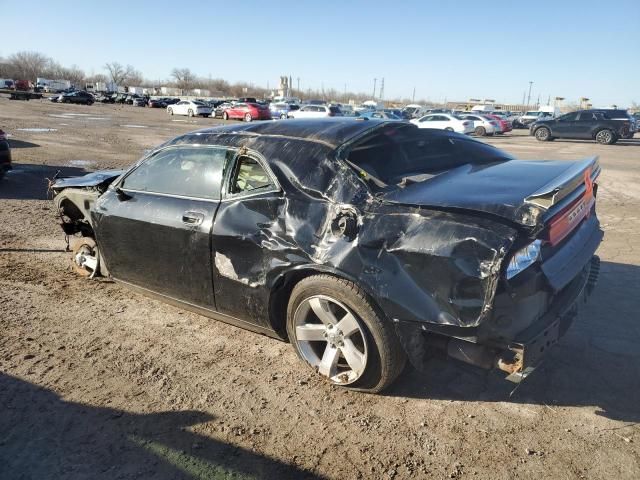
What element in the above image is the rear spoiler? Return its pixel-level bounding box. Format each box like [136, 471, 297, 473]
[525, 156, 601, 210]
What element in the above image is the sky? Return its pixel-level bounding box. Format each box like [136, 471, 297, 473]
[1, 0, 639, 106]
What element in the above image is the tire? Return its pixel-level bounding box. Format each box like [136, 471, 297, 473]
[444, 127, 454, 132]
[222, 111, 229, 120]
[244, 113, 252, 122]
[188, 109, 194, 117]
[475, 126, 486, 136]
[534, 127, 551, 141]
[286, 274, 406, 393]
[168, 108, 173, 115]
[280, 113, 287, 119]
[595, 129, 616, 145]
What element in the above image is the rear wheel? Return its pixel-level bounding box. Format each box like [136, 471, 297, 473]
[287, 275, 406, 393]
[475, 126, 486, 136]
[595, 129, 616, 145]
[168, 108, 173, 115]
[244, 113, 252, 122]
[535, 127, 551, 141]
[222, 111, 229, 120]
[188, 109, 194, 117]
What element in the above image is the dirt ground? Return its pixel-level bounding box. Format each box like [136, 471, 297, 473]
[1, 98, 639, 480]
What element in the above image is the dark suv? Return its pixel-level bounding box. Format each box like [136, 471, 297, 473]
[531, 110, 631, 145]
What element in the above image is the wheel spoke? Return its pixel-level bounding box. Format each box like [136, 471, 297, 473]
[296, 323, 326, 342]
[340, 339, 366, 375]
[309, 297, 338, 325]
[336, 312, 359, 337]
[318, 344, 340, 378]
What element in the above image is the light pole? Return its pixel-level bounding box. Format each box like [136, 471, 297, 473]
[526, 81, 533, 107]
[372, 78, 377, 99]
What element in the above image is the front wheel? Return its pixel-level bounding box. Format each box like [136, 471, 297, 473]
[534, 127, 551, 141]
[280, 113, 287, 119]
[222, 111, 229, 120]
[595, 129, 616, 145]
[168, 108, 173, 115]
[475, 126, 486, 136]
[188, 109, 194, 117]
[244, 113, 252, 122]
[287, 275, 406, 393]
[71, 237, 99, 278]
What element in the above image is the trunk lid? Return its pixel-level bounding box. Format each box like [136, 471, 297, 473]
[381, 157, 600, 227]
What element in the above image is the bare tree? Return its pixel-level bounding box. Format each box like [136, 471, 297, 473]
[104, 62, 141, 86]
[7, 51, 51, 80]
[170, 68, 196, 91]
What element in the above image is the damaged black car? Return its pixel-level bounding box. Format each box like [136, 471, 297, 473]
[51, 119, 602, 392]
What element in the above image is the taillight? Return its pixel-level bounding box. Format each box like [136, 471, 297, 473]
[463, 121, 470, 126]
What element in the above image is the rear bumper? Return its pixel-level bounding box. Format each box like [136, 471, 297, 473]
[394, 212, 603, 382]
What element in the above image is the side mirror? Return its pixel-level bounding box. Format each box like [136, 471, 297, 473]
[115, 186, 131, 201]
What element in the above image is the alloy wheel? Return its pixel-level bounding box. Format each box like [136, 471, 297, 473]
[293, 295, 368, 385]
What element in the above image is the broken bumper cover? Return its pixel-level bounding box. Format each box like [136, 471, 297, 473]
[394, 255, 600, 383]
[498, 255, 600, 382]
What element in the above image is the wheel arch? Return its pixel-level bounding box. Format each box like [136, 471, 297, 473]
[267, 264, 387, 340]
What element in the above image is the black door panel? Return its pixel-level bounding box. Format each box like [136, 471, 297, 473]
[94, 191, 218, 308]
[211, 193, 284, 327]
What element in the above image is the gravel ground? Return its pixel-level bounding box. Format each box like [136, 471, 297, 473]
[1, 98, 639, 480]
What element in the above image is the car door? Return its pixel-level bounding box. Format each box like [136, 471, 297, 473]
[552, 112, 579, 137]
[94, 145, 233, 309]
[574, 112, 598, 138]
[210, 152, 283, 328]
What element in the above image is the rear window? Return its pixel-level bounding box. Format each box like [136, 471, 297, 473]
[345, 125, 514, 190]
[329, 106, 342, 114]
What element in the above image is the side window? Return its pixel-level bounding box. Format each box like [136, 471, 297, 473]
[579, 112, 595, 121]
[230, 156, 275, 194]
[122, 147, 231, 199]
[420, 116, 433, 122]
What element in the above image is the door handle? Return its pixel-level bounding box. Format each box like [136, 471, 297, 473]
[182, 211, 205, 226]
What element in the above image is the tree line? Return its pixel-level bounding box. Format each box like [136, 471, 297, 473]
[0, 50, 427, 104]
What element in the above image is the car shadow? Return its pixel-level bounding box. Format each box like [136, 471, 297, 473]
[0, 373, 324, 480]
[0, 163, 88, 200]
[385, 260, 640, 423]
[8, 139, 40, 149]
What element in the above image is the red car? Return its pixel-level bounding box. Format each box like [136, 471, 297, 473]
[222, 102, 272, 122]
[486, 114, 512, 134]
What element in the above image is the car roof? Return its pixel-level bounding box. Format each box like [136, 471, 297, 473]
[186, 118, 390, 148]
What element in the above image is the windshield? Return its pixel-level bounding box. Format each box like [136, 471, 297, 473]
[345, 124, 514, 191]
[524, 111, 540, 116]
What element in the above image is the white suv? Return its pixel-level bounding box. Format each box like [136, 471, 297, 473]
[288, 105, 342, 119]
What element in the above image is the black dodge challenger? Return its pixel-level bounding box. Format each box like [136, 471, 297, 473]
[51, 119, 602, 392]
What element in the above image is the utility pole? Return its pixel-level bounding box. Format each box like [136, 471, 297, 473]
[522, 91, 526, 107]
[412, 86, 416, 103]
[379, 78, 384, 100]
[526, 81, 533, 107]
[344, 83, 347, 101]
[372, 78, 377, 99]
[536, 94, 540, 107]
[297, 77, 300, 95]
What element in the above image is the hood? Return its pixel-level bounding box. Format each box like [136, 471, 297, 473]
[381, 158, 599, 227]
[52, 169, 124, 189]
